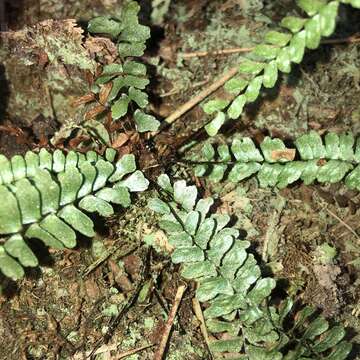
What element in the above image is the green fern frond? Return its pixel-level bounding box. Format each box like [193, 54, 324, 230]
[87, 0, 160, 132]
[0, 148, 148, 280]
[203, 0, 360, 136]
[148, 175, 352, 359]
[186, 131, 360, 190]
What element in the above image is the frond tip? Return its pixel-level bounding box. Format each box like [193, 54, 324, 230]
[88, 0, 160, 132]
[0, 148, 148, 280]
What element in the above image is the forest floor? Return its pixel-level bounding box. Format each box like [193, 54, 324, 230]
[0, 0, 360, 359]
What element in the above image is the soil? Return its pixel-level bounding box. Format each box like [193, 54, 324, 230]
[0, 1, 360, 359]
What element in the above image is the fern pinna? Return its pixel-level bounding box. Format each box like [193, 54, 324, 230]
[187, 131, 360, 190]
[148, 175, 352, 360]
[0, 148, 148, 280]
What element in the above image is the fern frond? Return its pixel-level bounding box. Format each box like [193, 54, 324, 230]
[186, 131, 360, 190]
[148, 175, 352, 359]
[202, 0, 360, 136]
[88, 0, 160, 132]
[0, 148, 148, 280]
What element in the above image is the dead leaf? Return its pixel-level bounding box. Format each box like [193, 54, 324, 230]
[112, 133, 129, 148]
[317, 158, 327, 166]
[108, 259, 133, 292]
[271, 149, 296, 161]
[84, 104, 106, 120]
[85, 278, 101, 300]
[99, 82, 113, 105]
[123, 255, 142, 280]
[69, 135, 91, 149]
[143, 225, 174, 253]
[84, 36, 118, 63]
[71, 93, 96, 107]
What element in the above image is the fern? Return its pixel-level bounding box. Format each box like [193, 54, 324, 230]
[185, 131, 360, 190]
[202, 0, 360, 136]
[148, 175, 352, 359]
[0, 148, 148, 280]
[87, 0, 160, 132]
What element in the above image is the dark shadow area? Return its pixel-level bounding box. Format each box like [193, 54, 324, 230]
[27, 237, 55, 268]
[0, 64, 9, 124]
[0, 273, 19, 298]
[4, 0, 25, 30]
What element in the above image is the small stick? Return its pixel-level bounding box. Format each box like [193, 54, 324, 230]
[115, 343, 155, 359]
[180, 47, 254, 59]
[192, 298, 211, 351]
[325, 207, 360, 241]
[179, 35, 360, 59]
[153, 284, 187, 360]
[321, 34, 360, 45]
[164, 67, 238, 125]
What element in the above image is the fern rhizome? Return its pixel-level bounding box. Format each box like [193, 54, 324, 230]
[1, 0, 360, 359]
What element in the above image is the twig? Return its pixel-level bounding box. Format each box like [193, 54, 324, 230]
[325, 207, 360, 241]
[192, 298, 212, 357]
[321, 34, 360, 45]
[88, 268, 146, 358]
[164, 67, 238, 125]
[179, 35, 360, 59]
[72, 342, 121, 359]
[153, 284, 187, 360]
[115, 343, 155, 359]
[180, 47, 254, 59]
[162, 34, 360, 131]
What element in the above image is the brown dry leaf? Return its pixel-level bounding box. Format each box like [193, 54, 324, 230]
[317, 158, 327, 166]
[37, 50, 49, 67]
[69, 135, 91, 149]
[0, 125, 25, 137]
[220, 0, 246, 11]
[271, 149, 296, 161]
[84, 36, 118, 63]
[84, 278, 101, 301]
[148, 229, 174, 253]
[313, 264, 341, 291]
[123, 255, 142, 281]
[71, 93, 96, 107]
[221, 190, 250, 211]
[84, 104, 106, 120]
[108, 259, 133, 292]
[99, 82, 113, 105]
[112, 133, 129, 148]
